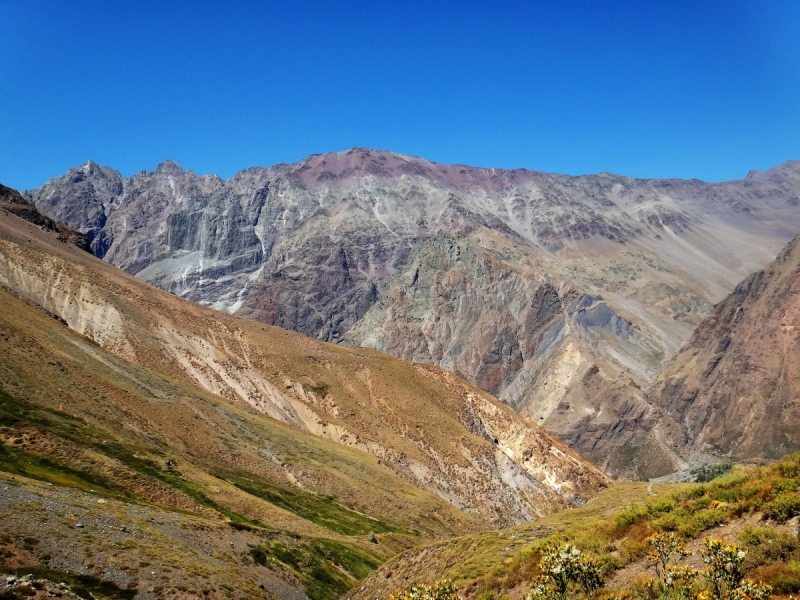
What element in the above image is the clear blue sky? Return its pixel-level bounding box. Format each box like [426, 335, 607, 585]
[1, 0, 798, 190]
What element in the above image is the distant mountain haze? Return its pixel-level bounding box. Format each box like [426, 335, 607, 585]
[27, 149, 800, 478]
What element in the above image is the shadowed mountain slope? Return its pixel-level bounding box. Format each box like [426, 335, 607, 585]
[651, 235, 800, 461]
[0, 183, 91, 252]
[27, 151, 800, 477]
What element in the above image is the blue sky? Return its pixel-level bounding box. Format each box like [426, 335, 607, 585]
[1, 0, 798, 190]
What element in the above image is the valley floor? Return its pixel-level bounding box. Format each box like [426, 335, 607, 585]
[350, 455, 800, 600]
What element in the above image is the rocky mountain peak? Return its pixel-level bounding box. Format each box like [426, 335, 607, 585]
[155, 159, 185, 176]
[80, 159, 99, 172]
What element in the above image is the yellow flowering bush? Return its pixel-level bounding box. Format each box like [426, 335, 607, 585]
[526, 543, 604, 600]
[701, 538, 771, 600]
[646, 532, 692, 581]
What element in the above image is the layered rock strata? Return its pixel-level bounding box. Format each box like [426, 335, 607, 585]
[28, 151, 800, 476]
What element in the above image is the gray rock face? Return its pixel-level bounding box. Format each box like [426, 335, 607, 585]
[29, 149, 800, 477]
[0, 183, 92, 253]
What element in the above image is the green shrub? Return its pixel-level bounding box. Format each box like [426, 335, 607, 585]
[709, 471, 749, 490]
[686, 496, 712, 514]
[740, 483, 768, 501]
[772, 453, 800, 478]
[614, 505, 647, 528]
[672, 485, 707, 503]
[771, 478, 798, 495]
[652, 512, 681, 532]
[762, 492, 800, 522]
[739, 526, 800, 568]
[752, 563, 800, 595]
[768, 570, 800, 595]
[620, 538, 650, 562]
[21, 537, 39, 550]
[678, 509, 726, 538]
[711, 489, 740, 504]
[644, 499, 675, 518]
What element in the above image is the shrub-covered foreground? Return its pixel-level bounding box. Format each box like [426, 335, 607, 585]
[520, 535, 773, 600]
[385, 454, 800, 600]
[391, 536, 778, 600]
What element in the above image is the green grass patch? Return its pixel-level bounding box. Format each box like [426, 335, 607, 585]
[0, 444, 131, 499]
[0, 388, 266, 527]
[0, 388, 87, 441]
[220, 470, 407, 536]
[249, 538, 383, 600]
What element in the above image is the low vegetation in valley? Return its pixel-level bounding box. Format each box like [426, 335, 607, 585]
[358, 455, 800, 600]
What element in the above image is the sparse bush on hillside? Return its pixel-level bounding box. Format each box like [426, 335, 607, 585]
[771, 454, 800, 478]
[652, 506, 727, 539]
[615, 507, 646, 529]
[768, 478, 797, 495]
[499, 536, 779, 600]
[762, 492, 800, 522]
[417, 456, 800, 600]
[700, 538, 771, 600]
[615, 499, 677, 530]
[387, 579, 459, 600]
[739, 526, 800, 568]
[576, 558, 605, 598]
[639, 536, 774, 600]
[750, 564, 800, 595]
[643, 532, 697, 600]
[646, 532, 691, 582]
[662, 565, 700, 600]
[672, 486, 708, 504]
[525, 543, 604, 600]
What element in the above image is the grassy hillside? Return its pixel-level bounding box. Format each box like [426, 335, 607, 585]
[0, 282, 466, 598]
[350, 455, 800, 600]
[0, 202, 606, 598]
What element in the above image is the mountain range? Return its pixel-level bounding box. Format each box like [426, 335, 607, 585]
[25, 149, 800, 478]
[2, 146, 800, 597]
